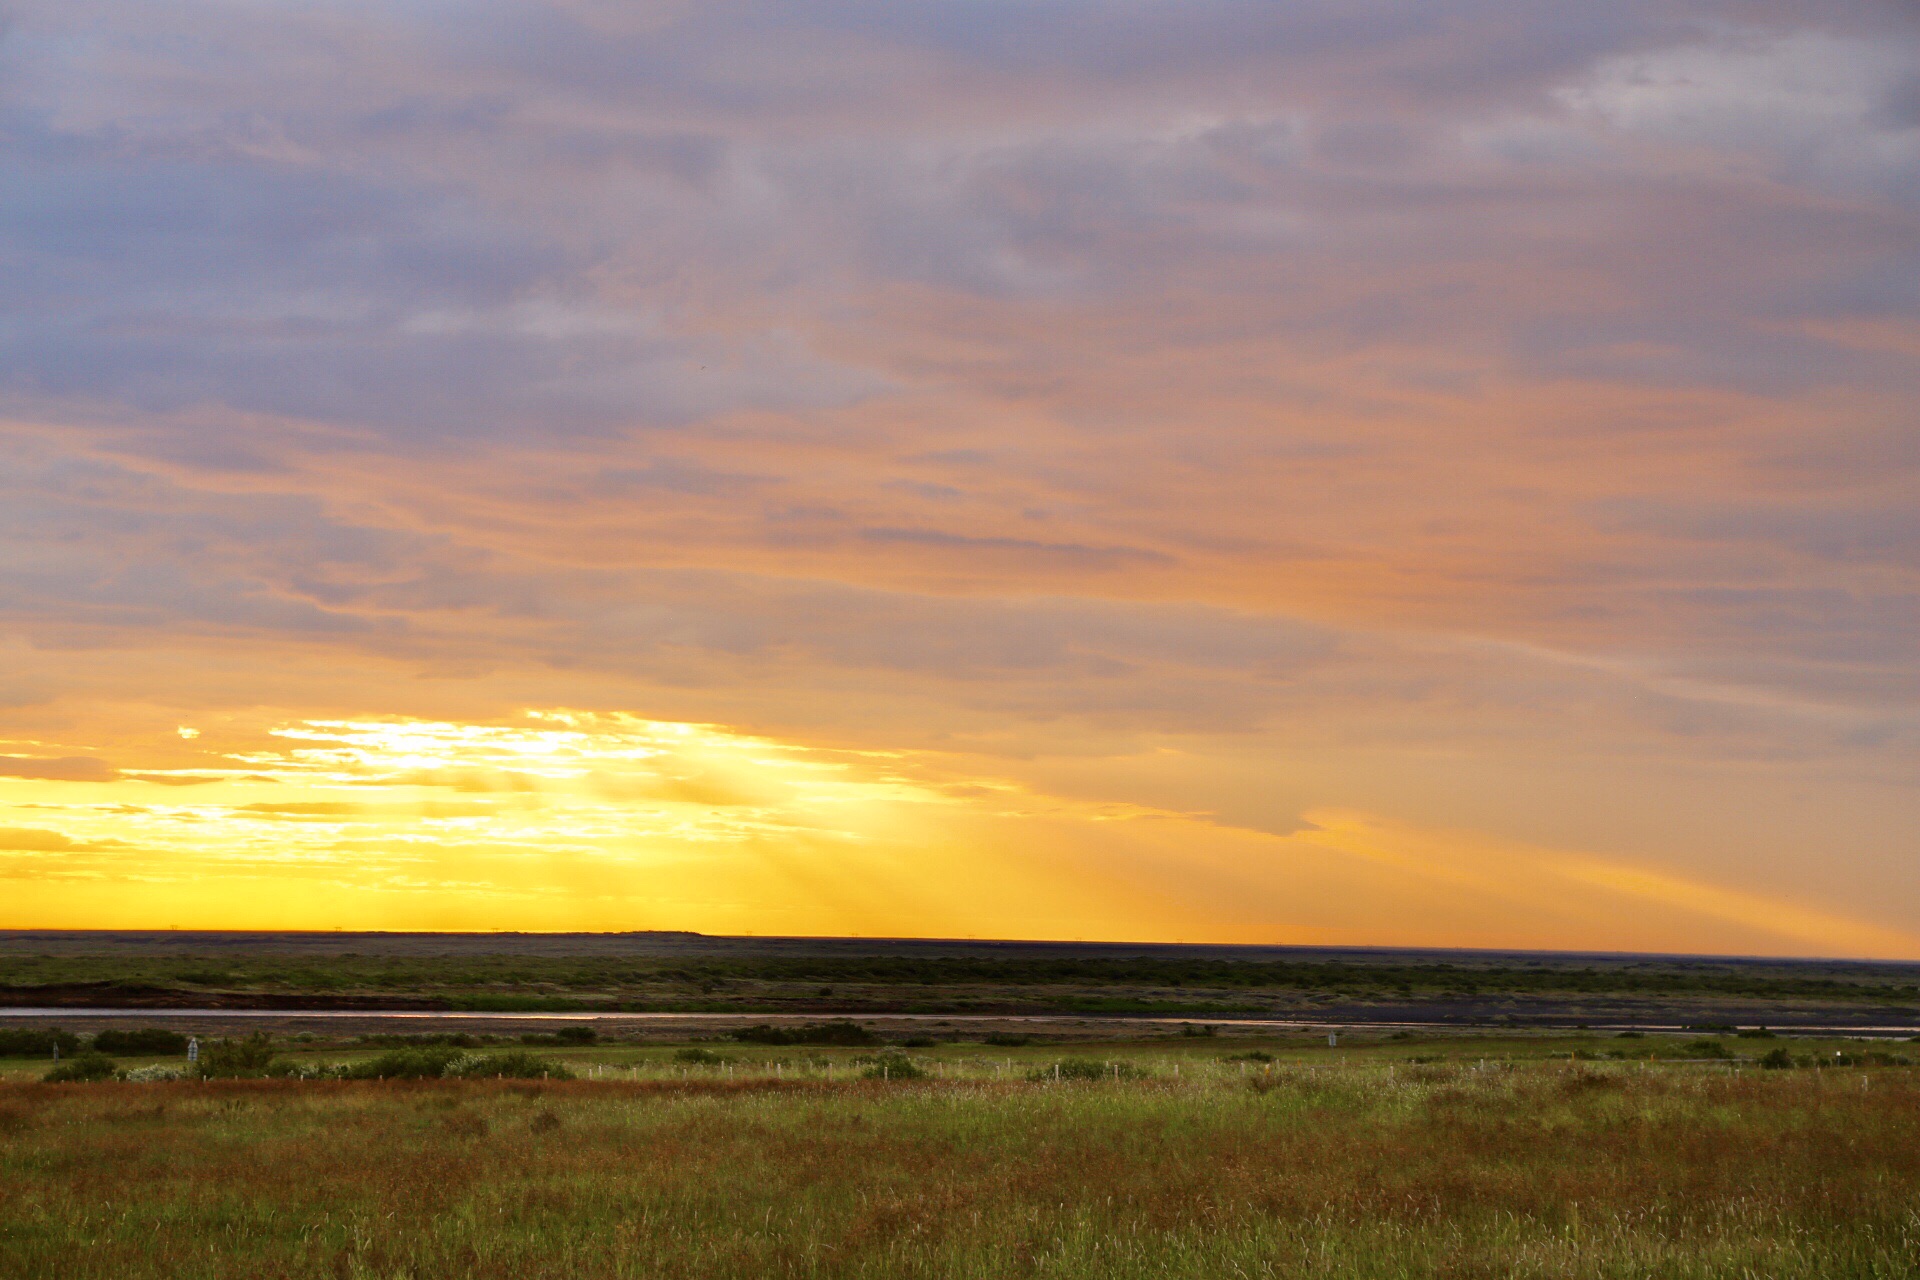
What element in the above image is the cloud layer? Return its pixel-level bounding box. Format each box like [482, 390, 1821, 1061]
[1, 0, 1917, 950]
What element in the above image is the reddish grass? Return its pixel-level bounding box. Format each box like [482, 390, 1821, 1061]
[0, 1065, 1916, 1278]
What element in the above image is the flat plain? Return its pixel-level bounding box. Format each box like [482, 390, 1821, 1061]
[4, 930, 1919, 1033]
[3, 1032, 1920, 1279]
[4, 933, 1918, 1278]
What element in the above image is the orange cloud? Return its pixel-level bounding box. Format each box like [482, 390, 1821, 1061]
[0, 3, 1916, 949]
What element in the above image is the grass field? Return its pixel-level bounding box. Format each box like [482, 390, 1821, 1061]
[6, 931, 1918, 1022]
[7, 948, 1919, 1015]
[3, 1038, 1918, 1278]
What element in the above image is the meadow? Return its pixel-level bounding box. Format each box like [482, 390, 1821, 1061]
[2, 1035, 1918, 1279]
[9, 948, 1918, 1011]
[7, 931, 1917, 1022]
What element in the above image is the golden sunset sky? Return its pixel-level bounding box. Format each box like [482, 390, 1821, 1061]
[2, 0, 1918, 955]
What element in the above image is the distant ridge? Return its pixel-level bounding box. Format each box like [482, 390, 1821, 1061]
[2, 929, 1916, 971]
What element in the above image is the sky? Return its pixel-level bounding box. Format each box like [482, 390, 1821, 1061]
[1, 0, 1918, 955]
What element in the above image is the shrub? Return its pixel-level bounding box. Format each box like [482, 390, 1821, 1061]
[342, 1047, 467, 1080]
[902, 1035, 938, 1047]
[674, 1047, 730, 1064]
[0, 1028, 80, 1058]
[861, 1050, 925, 1081]
[265, 1060, 341, 1080]
[44, 1053, 117, 1083]
[1681, 1039, 1728, 1058]
[520, 1026, 597, 1046]
[92, 1028, 189, 1056]
[1224, 1050, 1275, 1063]
[1736, 1027, 1776, 1039]
[732, 1020, 877, 1047]
[1759, 1047, 1796, 1069]
[448, 1051, 572, 1080]
[122, 1064, 185, 1083]
[982, 1032, 1031, 1047]
[197, 1033, 278, 1079]
[1032, 1057, 1146, 1082]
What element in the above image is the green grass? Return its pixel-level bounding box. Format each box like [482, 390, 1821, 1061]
[1, 1049, 1917, 1278]
[0, 1027, 1906, 1083]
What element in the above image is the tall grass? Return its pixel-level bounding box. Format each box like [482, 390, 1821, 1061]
[1, 1061, 1916, 1278]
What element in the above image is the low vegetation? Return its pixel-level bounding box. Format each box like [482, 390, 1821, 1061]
[6, 945, 1920, 1017]
[2, 1050, 1917, 1278]
[729, 1019, 879, 1046]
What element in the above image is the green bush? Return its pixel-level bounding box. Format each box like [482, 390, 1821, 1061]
[861, 1050, 925, 1081]
[1736, 1027, 1777, 1039]
[1032, 1057, 1147, 1082]
[0, 1028, 80, 1058]
[121, 1064, 185, 1082]
[44, 1053, 117, 1083]
[674, 1047, 730, 1064]
[1759, 1047, 1796, 1069]
[1681, 1039, 1728, 1058]
[982, 1032, 1031, 1047]
[342, 1047, 467, 1080]
[92, 1028, 188, 1056]
[197, 1033, 278, 1079]
[732, 1020, 876, 1047]
[519, 1026, 596, 1046]
[266, 1060, 339, 1080]
[448, 1051, 572, 1080]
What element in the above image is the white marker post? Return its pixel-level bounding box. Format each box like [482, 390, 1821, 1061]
[187, 1038, 199, 1065]
[1327, 1031, 1339, 1048]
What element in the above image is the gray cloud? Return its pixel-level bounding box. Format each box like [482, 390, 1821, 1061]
[0, 0, 1911, 447]
[0, 0, 1914, 776]
[0, 756, 118, 783]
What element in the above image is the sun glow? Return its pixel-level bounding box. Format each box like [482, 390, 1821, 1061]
[1, 715, 921, 918]
[0, 711, 1914, 956]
